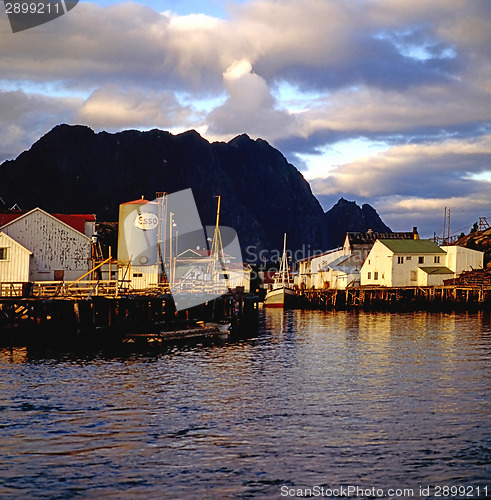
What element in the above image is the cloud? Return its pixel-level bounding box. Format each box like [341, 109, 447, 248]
[76, 85, 198, 129]
[1, 0, 490, 237]
[207, 59, 296, 139]
[0, 3, 230, 92]
[0, 89, 79, 162]
[310, 135, 491, 197]
[311, 134, 491, 235]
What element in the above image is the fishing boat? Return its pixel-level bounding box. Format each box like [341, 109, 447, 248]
[264, 233, 297, 308]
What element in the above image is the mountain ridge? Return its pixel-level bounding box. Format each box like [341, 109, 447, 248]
[0, 124, 390, 260]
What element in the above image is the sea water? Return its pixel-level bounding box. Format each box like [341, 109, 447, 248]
[0, 310, 489, 499]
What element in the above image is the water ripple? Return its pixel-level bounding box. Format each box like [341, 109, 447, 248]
[0, 310, 490, 498]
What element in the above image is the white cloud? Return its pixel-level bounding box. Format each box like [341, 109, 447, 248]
[76, 85, 197, 129]
[207, 59, 297, 139]
[1, 0, 490, 235]
[311, 135, 491, 197]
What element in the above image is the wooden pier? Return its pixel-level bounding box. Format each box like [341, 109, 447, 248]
[0, 292, 259, 349]
[297, 285, 491, 311]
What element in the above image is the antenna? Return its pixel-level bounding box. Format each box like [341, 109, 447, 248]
[442, 206, 446, 244]
[447, 209, 450, 242]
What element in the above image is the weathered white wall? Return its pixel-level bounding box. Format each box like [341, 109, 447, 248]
[442, 246, 483, 273]
[0, 232, 31, 282]
[226, 267, 251, 293]
[295, 260, 313, 289]
[360, 241, 394, 286]
[361, 241, 466, 287]
[417, 269, 454, 287]
[1, 209, 91, 281]
[311, 249, 345, 274]
[119, 265, 159, 290]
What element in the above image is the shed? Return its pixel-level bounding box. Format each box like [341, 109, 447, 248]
[0, 231, 32, 282]
[0, 208, 92, 281]
[418, 267, 454, 286]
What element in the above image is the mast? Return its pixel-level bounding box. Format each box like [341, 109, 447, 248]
[279, 233, 290, 288]
[156, 192, 167, 284]
[209, 195, 230, 292]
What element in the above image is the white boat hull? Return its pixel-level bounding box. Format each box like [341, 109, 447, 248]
[263, 286, 297, 308]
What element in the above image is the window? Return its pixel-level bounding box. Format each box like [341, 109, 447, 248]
[434, 256, 440, 263]
[374, 272, 379, 280]
[133, 272, 143, 278]
[406, 256, 411, 261]
[397, 256, 404, 264]
[0, 247, 7, 260]
[418, 256, 424, 264]
[367, 272, 371, 280]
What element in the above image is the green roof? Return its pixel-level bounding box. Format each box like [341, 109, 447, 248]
[419, 266, 454, 275]
[378, 239, 446, 254]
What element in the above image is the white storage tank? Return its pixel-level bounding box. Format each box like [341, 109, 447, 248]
[117, 197, 159, 266]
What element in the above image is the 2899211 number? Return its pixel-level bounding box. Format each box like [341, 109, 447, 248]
[434, 485, 489, 497]
[5, 2, 61, 15]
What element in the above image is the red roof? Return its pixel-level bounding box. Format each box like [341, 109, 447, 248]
[0, 212, 22, 227]
[0, 210, 95, 235]
[121, 198, 154, 205]
[51, 214, 95, 234]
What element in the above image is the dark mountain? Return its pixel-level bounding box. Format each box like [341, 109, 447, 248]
[320, 198, 391, 248]
[0, 124, 390, 260]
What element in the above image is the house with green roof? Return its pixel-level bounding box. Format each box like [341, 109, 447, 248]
[361, 238, 483, 287]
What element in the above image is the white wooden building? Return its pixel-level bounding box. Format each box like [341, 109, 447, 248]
[0, 208, 92, 281]
[295, 230, 416, 290]
[118, 264, 160, 291]
[317, 253, 363, 289]
[0, 231, 32, 282]
[360, 239, 483, 287]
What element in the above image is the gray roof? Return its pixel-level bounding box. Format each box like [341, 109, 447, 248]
[419, 266, 454, 275]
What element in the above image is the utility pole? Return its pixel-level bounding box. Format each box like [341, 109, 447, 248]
[442, 206, 446, 244]
[447, 209, 451, 242]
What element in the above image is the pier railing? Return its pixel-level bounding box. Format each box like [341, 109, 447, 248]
[31, 280, 120, 298]
[0, 279, 228, 298]
[0, 280, 121, 298]
[0, 282, 25, 297]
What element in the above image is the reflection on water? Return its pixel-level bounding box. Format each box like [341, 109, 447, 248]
[0, 310, 490, 499]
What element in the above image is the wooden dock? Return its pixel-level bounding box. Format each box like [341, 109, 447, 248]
[297, 285, 491, 311]
[0, 292, 259, 349]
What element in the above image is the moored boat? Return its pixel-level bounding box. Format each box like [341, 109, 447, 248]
[264, 233, 297, 308]
[263, 286, 297, 308]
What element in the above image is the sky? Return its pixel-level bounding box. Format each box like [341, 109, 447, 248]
[1, 0, 490, 240]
